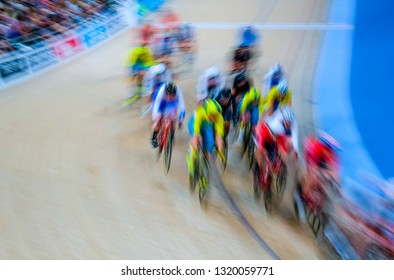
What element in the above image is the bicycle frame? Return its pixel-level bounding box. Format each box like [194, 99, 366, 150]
[159, 118, 174, 149]
[157, 116, 176, 173]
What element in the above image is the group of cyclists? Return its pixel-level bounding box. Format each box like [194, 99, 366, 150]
[123, 7, 195, 106]
[124, 10, 342, 221]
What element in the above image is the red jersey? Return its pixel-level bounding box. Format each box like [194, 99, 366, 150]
[304, 136, 338, 171]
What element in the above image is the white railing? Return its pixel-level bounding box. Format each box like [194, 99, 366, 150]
[0, 0, 130, 89]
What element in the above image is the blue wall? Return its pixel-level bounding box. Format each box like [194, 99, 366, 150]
[350, 0, 394, 179]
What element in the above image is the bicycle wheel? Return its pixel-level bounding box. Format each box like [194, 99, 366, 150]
[264, 187, 272, 214]
[293, 197, 300, 221]
[156, 132, 163, 160]
[198, 154, 210, 205]
[247, 135, 254, 170]
[275, 163, 287, 199]
[163, 129, 174, 173]
[242, 124, 251, 156]
[312, 212, 324, 238]
[222, 138, 228, 172]
[230, 121, 240, 144]
[252, 162, 261, 200]
[189, 155, 199, 193]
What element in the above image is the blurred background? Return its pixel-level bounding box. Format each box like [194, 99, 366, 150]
[0, 0, 392, 259]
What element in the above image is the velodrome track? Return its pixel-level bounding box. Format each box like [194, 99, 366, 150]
[0, 0, 332, 259]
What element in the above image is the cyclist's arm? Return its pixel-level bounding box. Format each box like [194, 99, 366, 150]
[240, 90, 251, 115]
[291, 120, 299, 154]
[283, 89, 292, 106]
[266, 88, 277, 115]
[193, 107, 204, 137]
[214, 114, 225, 138]
[258, 94, 266, 116]
[261, 73, 272, 97]
[142, 68, 153, 97]
[214, 114, 225, 152]
[152, 86, 165, 120]
[177, 87, 186, 122]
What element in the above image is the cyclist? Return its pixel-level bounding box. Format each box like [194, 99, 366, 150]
[255, 106, 299, 175]
[177, 23, 196, 63]
[237, 25, 260, 70]
[158, 8, 180, 30]
[151, 82, 185, 148]
[261, 63, 286, 98]
[299, 131, 341, 202]
[213, 88, 232, 137]
[231, 71, 251, 124]
[238, 25, 260, 49]
[140, 63, 172, 115]
[263, 79, 292, 116]
[186, 97, 225, 175]
[124, 39, 154, 103]
[239, 83, 262, 133]
[140, 23, 154, 44]
[142, 63, 173, 103]
[196, 66, 225, 103]
[157, 31, 178, 60]
[232, 44, 251, 72]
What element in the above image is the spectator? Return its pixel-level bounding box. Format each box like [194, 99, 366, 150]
[0, 0, 122, 53]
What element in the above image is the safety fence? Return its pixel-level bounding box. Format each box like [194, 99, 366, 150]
[0, 0, 169, 89]
[0, 1, 129, 89]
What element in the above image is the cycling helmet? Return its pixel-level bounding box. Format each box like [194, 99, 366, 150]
[165, 82, 177, 96]
[154, 63, 166, 75]
[272, 63, 282, 75]
[218, 88, 231, 100]
[318, 131, 341, 151]
[206, 66, 220, 80]
[277, 80, 288, 95]
[281, 106, 295, 123]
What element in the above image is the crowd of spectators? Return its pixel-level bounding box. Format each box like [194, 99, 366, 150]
[0, 0, 122, 56]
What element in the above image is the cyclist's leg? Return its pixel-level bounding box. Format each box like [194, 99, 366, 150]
[151, 116, 162, 148]
[201, 122, 215, 157]
[151, 100, 166, 148]
[124, 66, 138, 98]
[276, 134, 288, 163]
[223, 106, 231, 138]
[186, 115, 197, 173]
[251, 106, 259, 133]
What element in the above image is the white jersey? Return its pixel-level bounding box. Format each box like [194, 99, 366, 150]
[265, 108, 299, 154]
[152, 84, 186, 121]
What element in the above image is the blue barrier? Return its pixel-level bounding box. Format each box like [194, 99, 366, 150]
[82, 25, 109, 48]
[137, 0, 165, 12]
[135, 0, 166, 18]
[313, 0, 382, 181]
